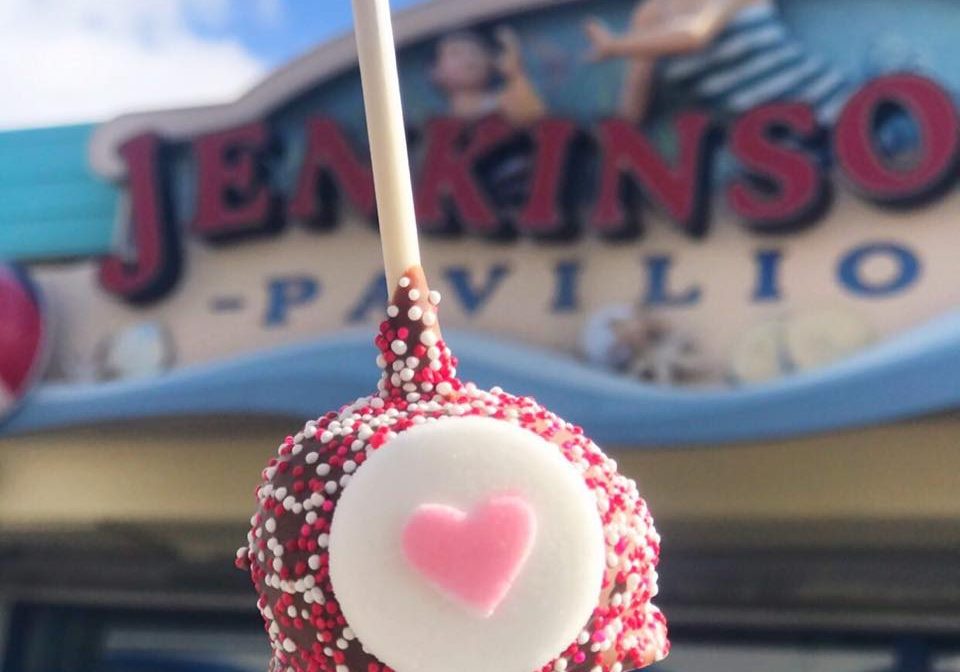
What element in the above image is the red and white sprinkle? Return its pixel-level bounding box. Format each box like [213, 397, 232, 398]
[238, 268, 668, 672]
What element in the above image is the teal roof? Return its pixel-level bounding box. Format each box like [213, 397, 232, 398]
[0, 124, 117, 262]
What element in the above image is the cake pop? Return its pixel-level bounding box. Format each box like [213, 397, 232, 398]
[238, 3, 668, 671]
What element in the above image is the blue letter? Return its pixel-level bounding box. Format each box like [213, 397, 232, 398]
[552, 260, 581, 312]
[444, 264, 511, 314]
[346, 274, 388, 323]
[644, 255, 701, 307]
[753, 249, 783, 302]
[838, 242, 920, 298]
[264, 276, 319, 326]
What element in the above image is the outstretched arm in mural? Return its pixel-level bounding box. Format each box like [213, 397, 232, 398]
[584, 0, 755, 122]
[585, 0, 746, 60]
[583, 0, 661, 122]
[618, 59, 656, 124]
[495, 26, 546, 126]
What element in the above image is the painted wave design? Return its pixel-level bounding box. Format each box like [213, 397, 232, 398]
[3, 312, 959, 446]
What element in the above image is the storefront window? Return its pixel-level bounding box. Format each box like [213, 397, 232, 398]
[650, 643, 895, 672]
[100, 628, 269, 672]
[4, 603, 957, 672]
[935, 655, 960, 672]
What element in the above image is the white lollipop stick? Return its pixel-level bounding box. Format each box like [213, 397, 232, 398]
[351, 0, 421, 291]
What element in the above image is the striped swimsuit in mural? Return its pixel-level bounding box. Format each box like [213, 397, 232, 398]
[659, 2, 850, 123]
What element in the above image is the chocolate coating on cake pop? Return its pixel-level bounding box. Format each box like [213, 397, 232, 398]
[375, 266, 458, 402]
[239, 268, 669, 672]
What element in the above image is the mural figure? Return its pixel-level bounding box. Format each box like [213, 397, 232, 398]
[584, 0, 851, 125]
[728, 307, 875, 385]
[582, 304, 709, 386]
[94, 321, 177, 381]
[430, 28, 549, 217]
[861, 33, 928, 159]
[431, 27, 546, 126]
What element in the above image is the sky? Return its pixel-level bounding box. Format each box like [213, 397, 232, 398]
[0, 0, 426, 130]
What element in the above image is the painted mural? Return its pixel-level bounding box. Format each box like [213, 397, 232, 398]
[2, 0, 960, 445]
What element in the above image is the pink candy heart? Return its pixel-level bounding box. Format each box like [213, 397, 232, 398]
[401, 495, 537, 617]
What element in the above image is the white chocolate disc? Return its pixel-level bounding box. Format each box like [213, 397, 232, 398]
[329, 416, 605, 672]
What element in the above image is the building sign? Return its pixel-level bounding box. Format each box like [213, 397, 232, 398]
[3, 0, 960, 444]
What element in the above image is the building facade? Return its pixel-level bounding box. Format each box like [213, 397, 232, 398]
[1, 0, 960, 670]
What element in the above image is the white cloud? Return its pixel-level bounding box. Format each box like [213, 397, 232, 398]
[0, 0, 268, 130]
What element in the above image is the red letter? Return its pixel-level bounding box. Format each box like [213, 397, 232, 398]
[728, 103, 826, 230]
[193, 122, 279, 239]
[835, 74, 959, 203]
[516, 119, 578, 236]
[288, 118, 375, 228]
[99, 134, 180, 304]
[415, 117, 514, 235]
[591, 113, 714, 237]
